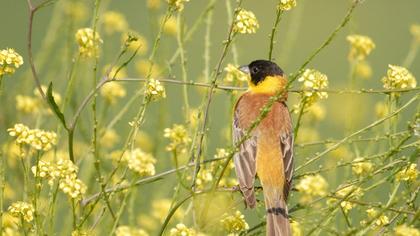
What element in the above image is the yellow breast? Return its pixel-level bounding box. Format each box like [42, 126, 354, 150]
[248, 75, 287, 95]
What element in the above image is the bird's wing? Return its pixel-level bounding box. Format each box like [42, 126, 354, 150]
[280, 115, 294, 201]
[233, 108, 257, 208]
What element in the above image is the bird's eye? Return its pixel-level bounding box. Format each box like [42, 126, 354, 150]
[251, 67, 259, 74]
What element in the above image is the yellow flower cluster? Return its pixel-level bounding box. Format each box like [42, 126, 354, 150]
[191, 167, 213, 190]
[306, 103, 326, 122]
[169, 224, 196, 236]
[136, 60, 161, 77]
[75, 28, 103, 58]
[59, 176, 88, 200]
[8, 201, 34, 222]
[167, 0, 189, 11]
[101, 82, 127, 104]
[146, 79, 166, 101]
[164, 124, 191, 153]
[103, 64, 128, 79]
[122, 32, 148, 54]
[152, 199, 185, 222]
[0, 48, 23, 76]
[220, 211, 249, 235]
[115, 226, 149, 236]
[352, 158, 374, 176]
[8, 123, 57, 151]
[396, 163, 418, 182]
[100, 129, 120, 148]
[233, 9, 259, 34]
[374, 102, 389, 118]
[355, 60, 372, 79]
[224, 64, 248, 83]
[103, 11, 128, 35]
[381, 64, 417, 90]
[346, 34, 375, 61]
[147, 0, 161, 10]
[410, 24, 420, 42]
[16, 95, 40, 114]
[31, 158, 87, 199]
[123, 148, 156, 176]
[278, 0, 297, 11]
[297, 69, 329, 105]
[290, 220, 302, 236]
[64, 1, 87, 22]
[365, 208, 389, 227]
[394, 224, 420, 236]
[329, 185, 363, 213]
[295, 174, 328, 203]
[71, 230, 89, 236]
[162, 16, 178, 36]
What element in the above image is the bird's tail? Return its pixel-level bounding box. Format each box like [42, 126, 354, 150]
[264, 189, 291, 236]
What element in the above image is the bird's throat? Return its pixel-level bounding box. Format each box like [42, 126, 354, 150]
[248, 76, 287, 95]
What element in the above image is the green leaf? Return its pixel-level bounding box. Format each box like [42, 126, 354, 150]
[47, 82, 67, 129]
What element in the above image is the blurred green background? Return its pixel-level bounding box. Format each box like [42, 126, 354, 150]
[0, 0, 419, 235]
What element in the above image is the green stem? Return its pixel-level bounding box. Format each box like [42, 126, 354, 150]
[268, 7, 283, 60]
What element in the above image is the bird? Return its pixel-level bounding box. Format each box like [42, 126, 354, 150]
[233, 60, 294, 236]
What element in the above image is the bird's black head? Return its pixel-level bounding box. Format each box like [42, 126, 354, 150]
[239, 60, 284, 85]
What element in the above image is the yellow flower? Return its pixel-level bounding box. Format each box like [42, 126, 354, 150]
[59, 175, 87, 200]
[123, 148, 156, 176]
[0, 48, 24, 76]
[297, 69, 329, 106]
[329, 185, 363, 213]
[233, 9, 259, 34]
[355, 60, 372, 79]
[346, 34, 375, 61]
[410, 24, 420, 42]
[64, 1, 87, 22]
[16, 95, 40, 114]
[296, 174, 328, 203]
[306, 103, 326, 122]
[164, 124, 191, 153]
[366, 208, 389, 227]
[8, 201, 34, 222]
[374, 102, 389, 118]
[101, 82, 127, 104]
[167, 0, 189, 11]
[75, 28, 103, 58]
[224, 64, 248, 83]
[352, 158, 374, 176]
[122, 32, 148, 54]
[151, 199, 184, 222]
[189, 167, 213, 190]
[220, 211, 249, 234]
[147, 0, 161, 10]
[162, 16, 178, 36]
[71, 230, 89, 236]
[136, 60, 161, 77]
[214, 148, 229, 159]
[103, 64, 127, 79]
[278, 0, 297, 11]
[8, 123, 57, 151]
[100, 129, 119, 148]
[169, 224, 196, 236]
[290, 220, 302, 236]
[295, 126, 319, 143]
[102, 11, 128, 34]
[394, 224, 420, 236]
[116, 226, 149, 236]
[381, 64, 417, 90]
[145, 79, 166, 101]
[396, 163, 418, 182]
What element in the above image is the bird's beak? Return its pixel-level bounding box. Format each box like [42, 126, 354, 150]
[238, 65, 250, 74]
